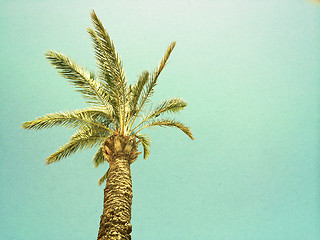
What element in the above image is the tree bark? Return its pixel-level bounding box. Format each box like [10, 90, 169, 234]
[97, 157, 133, 240]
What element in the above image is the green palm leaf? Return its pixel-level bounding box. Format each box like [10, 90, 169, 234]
[135, 118, 194, 140]
[89, 10, 128, 133]
[150, 97, 187, 116]
[129, 71, 150, 114]
[131, 97, 187, 133]
[87, 28, 120, 100]
[45, 50, 110, 107]
[71, 123, 110, 141]
[80, 106, 113, 122]
[130, 42, 176, 129]
[92, 146, 105, 168]
[46, 135, 105, 165]
[21, 110, 112, 132]
[89, 10, 126, 87]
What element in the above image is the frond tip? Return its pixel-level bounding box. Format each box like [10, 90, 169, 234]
[98, 169, 109, 186]
[129, 42, 177, 130]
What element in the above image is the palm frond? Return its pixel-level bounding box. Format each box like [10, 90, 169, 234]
[87, 28, 122, 130]
[135, 118, 194, 140]
[87, 28, 120, 96]
[129, 71, 150, 114]
[150, 97, 187, 116]
[45, 135, 105, 164]
[89, 10, 126, 87]
[130, 42, 176, 128]
[153, 41, 176, 81]
[92, 146, 106, 168]
[22, 110, 112, 132]
[131, 97, 187, 133]
[135, 133, 151, 159]
[70, 123, 110, 141]
[74, 106, 114, 128]
[89, 10, 128, 133]
[70, 125, 110, 167]
[45, 50, 111, 107]
[98, 169, 109, 186]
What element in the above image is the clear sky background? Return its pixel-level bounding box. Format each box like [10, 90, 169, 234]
[1, 0, 319, 239]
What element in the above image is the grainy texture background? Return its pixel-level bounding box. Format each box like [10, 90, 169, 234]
[1, 0, 319, 239]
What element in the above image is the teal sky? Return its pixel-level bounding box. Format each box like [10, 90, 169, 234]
[1, 0, 319, 239]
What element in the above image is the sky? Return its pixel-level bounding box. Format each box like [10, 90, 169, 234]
[1, 0, 319, 239]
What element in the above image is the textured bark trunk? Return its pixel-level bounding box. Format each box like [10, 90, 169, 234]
[97, 134, 138, 240]
[97, 157, 133, 240]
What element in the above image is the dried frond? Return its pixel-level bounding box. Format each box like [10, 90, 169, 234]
[98, 169, 109, 186]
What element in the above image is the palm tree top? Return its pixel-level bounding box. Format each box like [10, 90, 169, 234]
[22, 10, 193, 181]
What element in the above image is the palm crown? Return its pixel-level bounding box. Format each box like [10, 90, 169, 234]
[22, 10, 193, 185]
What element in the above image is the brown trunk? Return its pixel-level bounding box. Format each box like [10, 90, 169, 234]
[97, 135, 138, 240]
[97, 158, 132, 240]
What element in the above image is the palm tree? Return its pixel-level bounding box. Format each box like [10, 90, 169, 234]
[22, 10, 193, 240]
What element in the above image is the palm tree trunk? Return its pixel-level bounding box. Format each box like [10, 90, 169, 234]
[97, 157, 133, 240]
